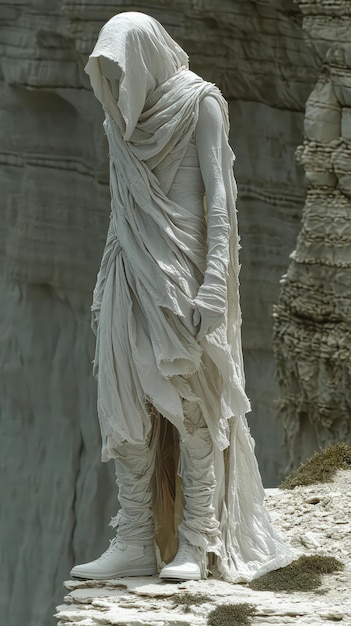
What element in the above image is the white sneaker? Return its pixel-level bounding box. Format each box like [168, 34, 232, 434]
[159, 540, 204, 581]
[70, 537, 157, 579]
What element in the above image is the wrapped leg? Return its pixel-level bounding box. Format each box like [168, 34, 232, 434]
[70, 437, 157, 579]
[110, 439, 155, 543]
[160, 400, 220, 580]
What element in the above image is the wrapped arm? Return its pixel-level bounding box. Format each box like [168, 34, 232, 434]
[194, 95, 233, 340]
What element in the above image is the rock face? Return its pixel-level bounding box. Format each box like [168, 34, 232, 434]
[273, 0, 351, 472]
[0, 2, 319, 626]
[55, 469, 351, 625]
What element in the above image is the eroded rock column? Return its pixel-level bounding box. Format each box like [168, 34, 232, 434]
[273, 0, 351, 470]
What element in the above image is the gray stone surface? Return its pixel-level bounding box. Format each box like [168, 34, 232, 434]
[0, 2, 320, 626]
[55, 469, 351, 626]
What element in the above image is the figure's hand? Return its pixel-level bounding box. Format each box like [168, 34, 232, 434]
[193, 303, 224, 341]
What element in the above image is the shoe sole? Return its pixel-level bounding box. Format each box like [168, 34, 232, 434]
[71, 568, 157, 580]
[159, 572, 201, 581]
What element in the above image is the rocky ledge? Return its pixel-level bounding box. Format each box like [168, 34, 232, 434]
[55, 469, 351, 625]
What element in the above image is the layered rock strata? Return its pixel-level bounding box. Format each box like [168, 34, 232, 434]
[273, 0, 351, 471]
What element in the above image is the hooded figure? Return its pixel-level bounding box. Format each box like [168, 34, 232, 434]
[71, 11, 292, 582]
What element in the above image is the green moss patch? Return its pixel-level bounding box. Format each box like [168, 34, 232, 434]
[280, 443, 351, 490]
[172, 592, 211, 613]
[249, 555, 344, 593]
[207, 603, 256, 626]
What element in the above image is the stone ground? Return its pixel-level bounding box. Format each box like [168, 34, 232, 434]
[55, 469, 351, 625]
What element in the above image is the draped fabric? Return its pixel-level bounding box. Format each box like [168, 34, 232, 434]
[85, 11, 292, 582]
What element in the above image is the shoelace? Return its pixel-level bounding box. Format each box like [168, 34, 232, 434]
[174, 541, 208, 577]
[97, 537, 126, 561]
[172, 541, 197, 564]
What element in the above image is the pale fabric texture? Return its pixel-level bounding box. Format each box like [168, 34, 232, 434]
[85, 11, 292, 582]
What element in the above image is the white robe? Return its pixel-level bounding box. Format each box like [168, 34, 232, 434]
[85, 11, 292, 582]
